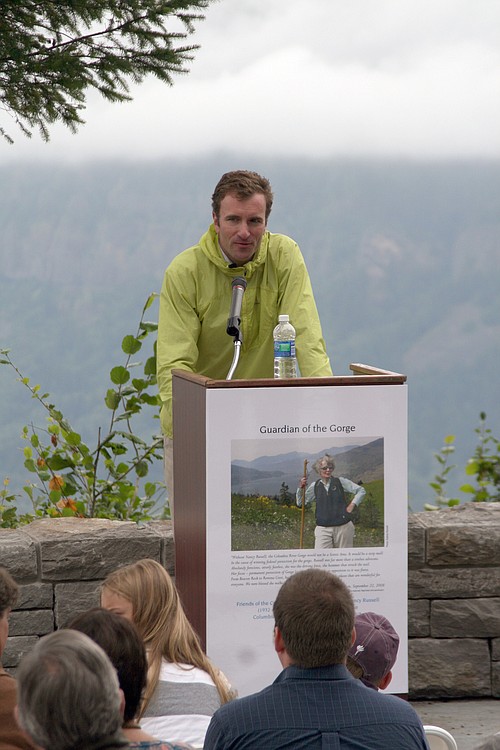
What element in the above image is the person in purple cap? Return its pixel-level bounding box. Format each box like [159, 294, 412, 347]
[347, 611, 400, 691]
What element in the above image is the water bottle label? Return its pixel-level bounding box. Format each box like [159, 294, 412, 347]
[274, 340, 296, 357]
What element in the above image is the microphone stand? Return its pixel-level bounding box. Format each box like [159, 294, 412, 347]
[226, 329, 242, 380]
[226, 276, 246, 380]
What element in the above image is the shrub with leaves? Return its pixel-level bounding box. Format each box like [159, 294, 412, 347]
[461, 412, 500, 503]
[427, 413, 500, 510]
[0, 293, 165, 526]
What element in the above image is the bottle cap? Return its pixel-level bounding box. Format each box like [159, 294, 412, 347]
[278, 314, 289, 322]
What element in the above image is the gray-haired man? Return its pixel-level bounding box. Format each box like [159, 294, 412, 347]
[16, 629, 128, 750]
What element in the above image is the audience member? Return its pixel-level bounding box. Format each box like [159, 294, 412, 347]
[0, 566, 36, 750]
[347, 611, 400, 691]
[101, 559, 234, 748]
[205, 568, 429, 749]
[16, 629, 127, 750]
[69, 607, 193, 749]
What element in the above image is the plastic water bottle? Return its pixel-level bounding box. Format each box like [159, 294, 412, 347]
[273, 314, 298, 378]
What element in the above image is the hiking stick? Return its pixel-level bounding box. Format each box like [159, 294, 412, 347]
[300, 459, 308, 548]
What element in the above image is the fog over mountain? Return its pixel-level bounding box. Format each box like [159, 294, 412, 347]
[1, 156, 499, 512]
[232, 439, 384, 497]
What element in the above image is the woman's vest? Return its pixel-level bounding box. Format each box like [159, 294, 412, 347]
[314, 477, 350, 526]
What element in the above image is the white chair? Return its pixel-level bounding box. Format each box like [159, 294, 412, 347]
[423, 725, 458, 750]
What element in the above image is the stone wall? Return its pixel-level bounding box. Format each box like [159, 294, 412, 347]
[409, 503, 500, 699]
[0, 518, 173, 673]
[1, 504, 500, 699]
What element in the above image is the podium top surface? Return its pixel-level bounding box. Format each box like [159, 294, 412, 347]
[172, 363, 407, 389]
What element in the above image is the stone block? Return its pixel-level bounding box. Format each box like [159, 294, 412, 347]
[431, 598, 500, 637]
[16, 582, 53, 610]
[409, 599, 430, 637]
[417, 504, 500, 567]
[54, 581, 102, 628]
[493, 661, 500, 698]
[491, 638, 500, 661]
[408, 638, 491, 698]
[147, 520, 175, 574]
[408, 516, 426, 569]
[9, 609, 54, 636]
[409, 568, 500, 599]
[0, 529, 38, 578]
[2, 636, 39, 668]
[23, 518, 162, 580]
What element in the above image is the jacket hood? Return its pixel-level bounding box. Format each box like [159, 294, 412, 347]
[199, 224, 270, 279]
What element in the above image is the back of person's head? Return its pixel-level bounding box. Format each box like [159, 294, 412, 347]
[0, 566, 18, 616]
[273, 568, 355, 668]
[347, 611, 400, 690]
[68, 607, 147, 723]
[211, 170, 274, 220]
[16, 629, 123, 750]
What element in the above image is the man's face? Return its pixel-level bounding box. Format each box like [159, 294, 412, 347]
[0, 608, 11, 655]
[213, 192, 267, 266]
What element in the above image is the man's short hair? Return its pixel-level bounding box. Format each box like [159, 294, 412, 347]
[0, 567, 18, 616]
[211, 170, 274, 220]
[16, 629, 123, 750]
[347, 611, 400, 688]
[273, 568, 355, 668]
[69, 607, 147, 722]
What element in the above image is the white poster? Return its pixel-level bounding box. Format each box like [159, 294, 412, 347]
[205, 383, 408, 697]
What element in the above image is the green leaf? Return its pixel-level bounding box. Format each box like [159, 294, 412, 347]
[110, 366, 130, 385]
[46, 455, 75, 471]
[141, 393, 160, 406]
[444, 435, 455, 444]
[65, 432, 82, 447]
[144, 356, 156, 376]
[144, 293, 158, 311]
[460, 483, 476, 493]
[136, 461, 148, 477]
[465, 461, 479, 475]
[105, 389, 121, 410]
[30, 434, 40, 448]
[139, 321, 158, 333]
[24, 458, 37, 473]
[144, 482, 157, 497]
[122, 335, 142, 355]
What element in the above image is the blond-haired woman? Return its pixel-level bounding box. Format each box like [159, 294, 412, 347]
[101, 559, 234, 749]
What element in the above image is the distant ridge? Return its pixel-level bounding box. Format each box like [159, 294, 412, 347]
[231, 438, 383, 496]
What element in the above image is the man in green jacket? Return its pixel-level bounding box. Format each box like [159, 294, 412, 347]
[157, 170, 332, 506]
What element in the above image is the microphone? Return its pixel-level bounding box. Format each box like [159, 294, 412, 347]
[226, 276, 247, 339]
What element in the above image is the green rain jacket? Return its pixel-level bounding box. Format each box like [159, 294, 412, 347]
[157, 225, 332, 436]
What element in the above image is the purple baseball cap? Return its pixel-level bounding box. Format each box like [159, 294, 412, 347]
[348, 611, 400, 687]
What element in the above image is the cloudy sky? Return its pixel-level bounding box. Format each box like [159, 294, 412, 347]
[3, 0, 500, 162]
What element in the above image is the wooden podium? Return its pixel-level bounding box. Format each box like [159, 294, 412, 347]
[172, 364, 408, 697]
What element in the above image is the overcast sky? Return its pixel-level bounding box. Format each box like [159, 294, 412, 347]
[3, 0, 500, 162]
